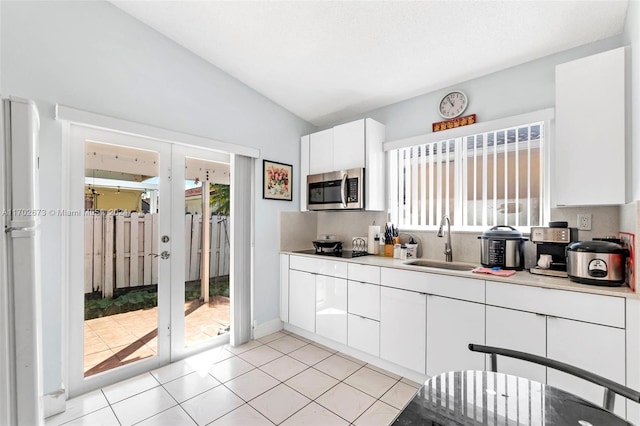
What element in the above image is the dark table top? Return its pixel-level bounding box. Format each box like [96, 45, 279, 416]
[395, 370, 633, 426]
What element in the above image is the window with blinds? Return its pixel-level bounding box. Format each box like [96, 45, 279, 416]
[388, 121, 547, 230]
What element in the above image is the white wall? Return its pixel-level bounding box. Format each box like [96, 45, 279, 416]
[624, 0, 639, 201]
[0, 0, 313, 395]
[333, 36, 625, 144]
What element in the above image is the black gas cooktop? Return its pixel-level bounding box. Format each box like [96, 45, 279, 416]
[293, 249, 370, 258]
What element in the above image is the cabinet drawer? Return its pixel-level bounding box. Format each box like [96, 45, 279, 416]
[348, 314, 380, 357]
[348, 281, 380, 320]
[486, 281, 625, 328]
[348, 263, 380, 284]
[380, 267, 484, 303]
[290, 255, 348, 278]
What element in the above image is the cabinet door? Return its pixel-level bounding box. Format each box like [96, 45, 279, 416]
[547, 317, 626, 417]
[309, 128, 334, 174]
[348, 314, 380, 357]
[280, 254, 289, 322]
[333, 119, 365, 171]
[289, 269, 316, 333]
[380, 286, 426, 374]
[316, 275, 347, 344]
[485, 306, 546, 383]
[554, 47, 625, 206]
[348, 281, 380, 320]
[300, 135, 310, 211]
[426, 296, 485, 377]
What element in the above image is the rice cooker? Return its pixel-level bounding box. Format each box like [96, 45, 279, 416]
[478, 226, 527, 270]
[566, 240, 628, 286]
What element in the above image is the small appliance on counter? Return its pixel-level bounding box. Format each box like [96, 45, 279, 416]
[529, 222, 578, 278]
[293, 238, 370, 258]
[478, 226, 527, 270]
[566, 240, 629, 286]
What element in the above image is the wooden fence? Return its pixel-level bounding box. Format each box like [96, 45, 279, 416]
[85, 213, 230, 298]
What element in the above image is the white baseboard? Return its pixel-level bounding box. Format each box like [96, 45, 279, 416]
[43, 388, 66, 419]
[253, 318, 283, 339]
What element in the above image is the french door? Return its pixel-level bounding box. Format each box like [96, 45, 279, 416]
[68, 125, 231, 396]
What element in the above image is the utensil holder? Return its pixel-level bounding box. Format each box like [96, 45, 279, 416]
[384, 244, 394, 257]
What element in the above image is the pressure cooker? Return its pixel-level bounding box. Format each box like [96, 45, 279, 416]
[566, 240, 628, 286]
[478, 226, 527, 270]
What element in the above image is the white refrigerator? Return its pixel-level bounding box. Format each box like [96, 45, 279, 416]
[0, 96, 44, 425]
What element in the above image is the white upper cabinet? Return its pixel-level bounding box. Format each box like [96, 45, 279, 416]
[553, 47, 626, 206]
[308, 128, 334, 175]
[333, 120, 365, 171]
[301, 118, 386, 211]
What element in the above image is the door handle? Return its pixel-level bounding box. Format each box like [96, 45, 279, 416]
[149, 251, 170, 260]
[340, 173, 348, 208]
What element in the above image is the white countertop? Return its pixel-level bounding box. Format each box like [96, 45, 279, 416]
[282, 250, 638, 299]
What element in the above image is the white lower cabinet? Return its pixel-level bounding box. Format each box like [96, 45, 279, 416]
[547, 316, 626, 418]
[485, 306, 546, 383]
[380, 286, 426, 374]
[348, 314, 380, 356]
[279, 254, 289, 322]
[426, 296, 485, 377]
[315, 275, 347, 344]
[288, 269, 316, 333]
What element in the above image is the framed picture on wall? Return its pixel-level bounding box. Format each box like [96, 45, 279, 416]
[263, 160, 292, 201]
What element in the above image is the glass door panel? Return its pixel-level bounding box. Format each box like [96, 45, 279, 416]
[171, 147, 231, 357]
[83, 140, 163, 376]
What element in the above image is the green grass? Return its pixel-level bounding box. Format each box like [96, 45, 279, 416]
[85, 276, 230, 320]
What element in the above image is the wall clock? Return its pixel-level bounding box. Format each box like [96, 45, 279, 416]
[438, 90, 468, 119]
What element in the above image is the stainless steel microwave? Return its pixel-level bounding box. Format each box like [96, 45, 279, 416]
[307, 168, 364, 211]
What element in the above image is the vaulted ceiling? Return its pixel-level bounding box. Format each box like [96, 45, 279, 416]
[111, 1, 629, 126]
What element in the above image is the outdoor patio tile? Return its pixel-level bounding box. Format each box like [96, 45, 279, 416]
[85, 316, 118, 331]
[84, 337, 110, 355]
[84, 349, 115, 370]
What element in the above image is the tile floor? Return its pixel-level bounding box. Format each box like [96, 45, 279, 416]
[84, 298, 230, 376]
[49, 330, 420, 425]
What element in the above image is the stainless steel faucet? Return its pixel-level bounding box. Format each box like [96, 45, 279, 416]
[437, 215, 453, 262]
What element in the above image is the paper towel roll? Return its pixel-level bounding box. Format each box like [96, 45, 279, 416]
[368, 225, 381, 254]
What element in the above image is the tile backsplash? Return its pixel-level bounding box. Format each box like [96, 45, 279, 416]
[280, 202, 638, 291]
[281, 205, 621, 267]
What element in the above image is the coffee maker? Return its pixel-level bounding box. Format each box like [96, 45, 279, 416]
[529, 223, 578, 278]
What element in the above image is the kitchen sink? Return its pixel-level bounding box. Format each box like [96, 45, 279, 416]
[404, 259, 477, 271]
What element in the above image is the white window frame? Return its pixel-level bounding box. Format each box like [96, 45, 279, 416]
[384, 109, 554, 232]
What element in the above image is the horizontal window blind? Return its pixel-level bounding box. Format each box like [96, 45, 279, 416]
[389, 122, 547, 230]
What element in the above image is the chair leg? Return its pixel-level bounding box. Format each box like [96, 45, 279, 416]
[603, 388, 616, 412]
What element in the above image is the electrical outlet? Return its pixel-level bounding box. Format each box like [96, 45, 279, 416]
[577, 214, 592, 231]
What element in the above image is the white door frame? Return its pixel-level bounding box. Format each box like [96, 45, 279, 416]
[67, 125, 173, 396]
[169, 144, 231, 361]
